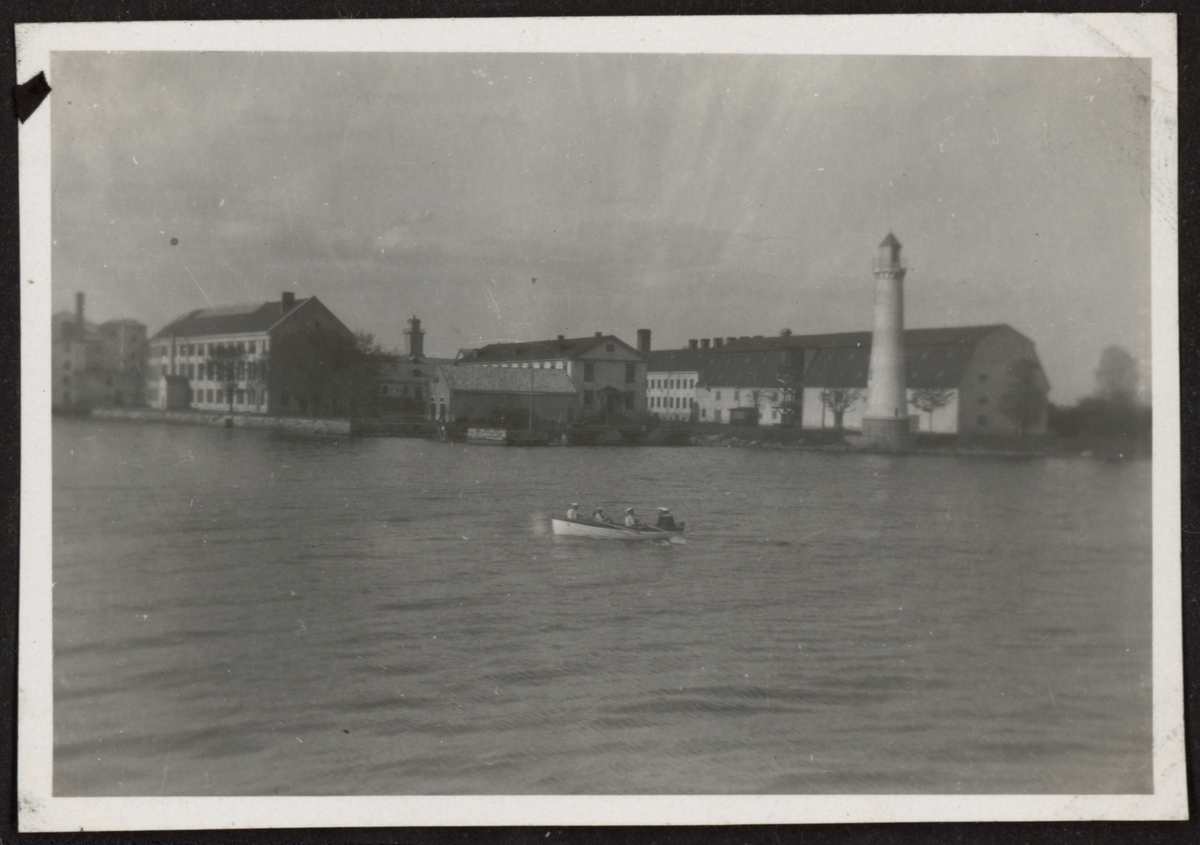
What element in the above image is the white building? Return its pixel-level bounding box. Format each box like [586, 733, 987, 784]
[647, 325, 1049, 435]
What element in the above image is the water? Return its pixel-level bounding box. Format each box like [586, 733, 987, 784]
[51, 418, 1152, 795]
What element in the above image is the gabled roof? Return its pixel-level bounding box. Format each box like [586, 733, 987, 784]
[791, 325, 1010, 388]
[649, 324, 1015, 389]
[457, 334, 645, 364]
[879, 231, 901, 249]
[151, 297, 316, 340]
[437, 365, 578, 395]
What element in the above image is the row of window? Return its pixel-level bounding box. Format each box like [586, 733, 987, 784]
[650, 378, 695, 390]
[581, 362, 637, 383]
[161, 362, 266, 380]
[652, 396, 694, 409]
[156, 340, 262, 358]
[196, 388, 261, 406]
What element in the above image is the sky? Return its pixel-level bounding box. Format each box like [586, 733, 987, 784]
[50, 51, 1151, 403]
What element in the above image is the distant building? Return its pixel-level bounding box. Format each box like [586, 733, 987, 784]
[147, 292, 355, 414]
[52, 293, 147, 411]
[647, 324, 1049, 435]
[454, 329, 651, 419]
[429, 364, 578, 424]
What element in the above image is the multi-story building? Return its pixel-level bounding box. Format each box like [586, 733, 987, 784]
[453, 329, 651, 420]
[146, 291, 355, 414]
[647, 325, 1049, 435]
[52, 293, 147, 411]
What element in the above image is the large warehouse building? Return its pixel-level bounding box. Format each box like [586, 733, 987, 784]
[646, 324, 1049, 435]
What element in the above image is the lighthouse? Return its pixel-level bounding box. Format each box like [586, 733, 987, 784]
[862, 232, 910, 446]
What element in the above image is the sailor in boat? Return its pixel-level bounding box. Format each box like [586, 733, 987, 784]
[624, 507, 641, 527]
[594, 507, 613, 524]
[655, 507, 677, 529]
[567, 503, 580, 521]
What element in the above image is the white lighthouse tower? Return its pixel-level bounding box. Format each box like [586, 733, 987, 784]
[862, 232, 910, 446]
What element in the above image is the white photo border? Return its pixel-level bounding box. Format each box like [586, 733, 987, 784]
[16, 13, 1183, 831]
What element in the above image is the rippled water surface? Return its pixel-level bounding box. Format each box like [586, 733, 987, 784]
[52, 418, 1152, 795]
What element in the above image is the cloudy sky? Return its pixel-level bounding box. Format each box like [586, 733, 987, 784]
[51, 51, 1150, 402]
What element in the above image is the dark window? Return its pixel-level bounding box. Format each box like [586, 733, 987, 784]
[238, 342, 245, 352]
[217, 390, 224, 404]
[701, 408, 707, 418]
[236, 390, 244, 404]
[187, 364, 194, 378]
[249, 342, 256, 353]
[715, 391, 721, 401]
[413, 369, 422, 378]
[207, 389, 213, 403]
[624, 391, 635, 410]
[583, 389, 594, 408]
[977, 415, 987, 426]
[606, 343, 615, 352]
[625, 363, 635, 383]
[584, 363, 595, 382]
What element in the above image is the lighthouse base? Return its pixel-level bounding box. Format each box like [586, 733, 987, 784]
[861, 416, 911, 449]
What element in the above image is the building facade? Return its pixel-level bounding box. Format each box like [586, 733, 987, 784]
[454, 330, 650, 419]
[429, 365, 578, 424]
[147, 292, 355, 414]
[647, 325, 1049, 435]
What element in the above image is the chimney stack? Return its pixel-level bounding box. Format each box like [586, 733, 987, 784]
[637, 328, 651, 354]
[557, 334, 565, 342]
[595, 331, 603, 338]
[713, 337, 724, 348]
[700, 338, 710, 349]
[404, 315, 425, 359]
[727, 336, 737, 345]
[281, 291, 296, 313]
[688, 339, 698, 350]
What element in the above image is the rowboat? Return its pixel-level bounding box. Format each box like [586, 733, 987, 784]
[551, 516, 685, 541]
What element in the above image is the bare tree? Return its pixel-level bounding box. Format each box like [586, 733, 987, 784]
[820, 387, 862, 430]
[1095, 345, 1138, 404]
[910, 387, 955, 432]
[998, 358, 1049, 436]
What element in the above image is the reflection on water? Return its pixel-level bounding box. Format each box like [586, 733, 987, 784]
[52, 419, 1152, 795]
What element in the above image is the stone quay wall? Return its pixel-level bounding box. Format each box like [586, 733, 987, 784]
[90, 407, 352, 436]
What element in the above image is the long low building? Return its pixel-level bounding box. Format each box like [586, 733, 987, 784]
[647, 324, 1049, 435]
[430, 364, 579, 425]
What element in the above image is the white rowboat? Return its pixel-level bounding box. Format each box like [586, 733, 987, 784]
[551, 516, 685, 541]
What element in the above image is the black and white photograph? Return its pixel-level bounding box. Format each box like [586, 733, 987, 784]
[16, 14, 1183, 830]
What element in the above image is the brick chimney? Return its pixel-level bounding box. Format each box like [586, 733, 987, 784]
[281, 291, 296, 313]
[594, 331, 603, 338]
[637, 329, 651, 354]
[688, 339, 698, 349]
[713, 338, 724, 348]
[700, 338, 710, 349]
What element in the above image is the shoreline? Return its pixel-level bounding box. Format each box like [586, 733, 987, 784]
[73, 408, 1149, 459]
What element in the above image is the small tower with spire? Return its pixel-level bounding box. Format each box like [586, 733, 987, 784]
[862, 232, 910, 446]
[403, 315, 425, 360]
